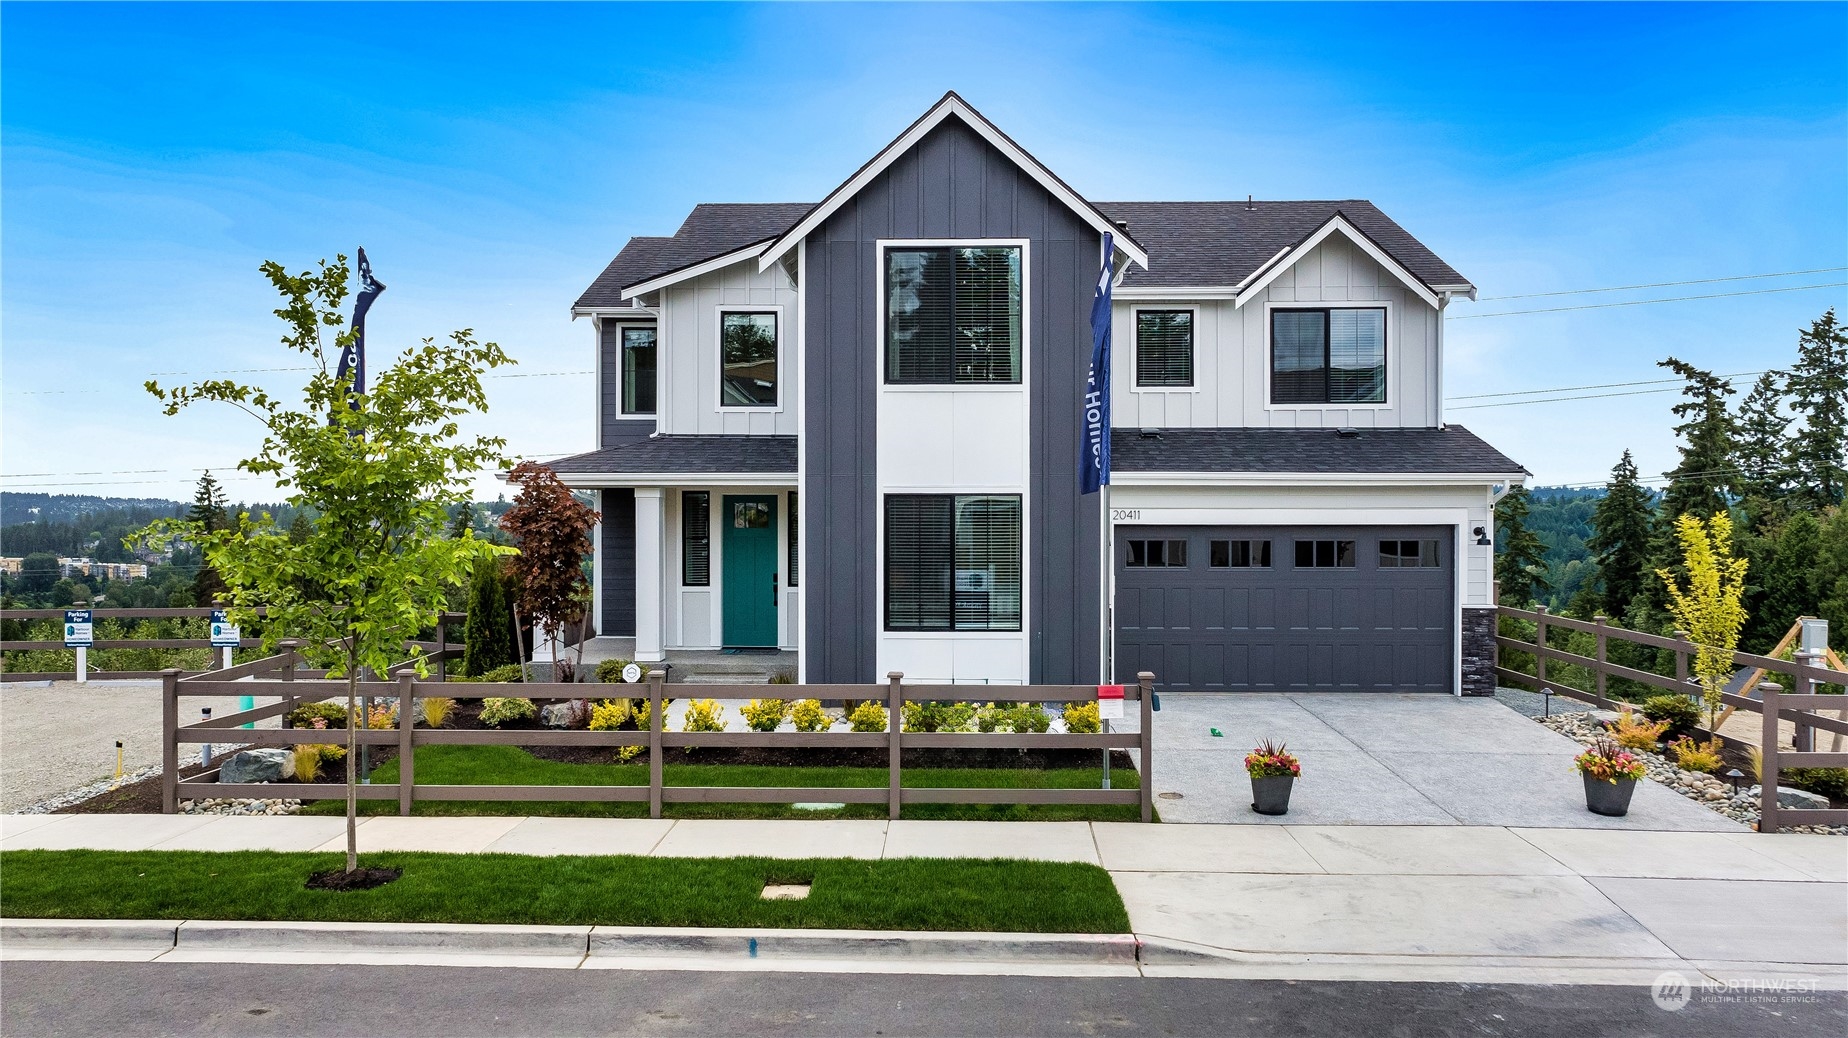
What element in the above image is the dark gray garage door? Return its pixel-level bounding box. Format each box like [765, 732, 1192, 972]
[1114, 525, 1454, 693]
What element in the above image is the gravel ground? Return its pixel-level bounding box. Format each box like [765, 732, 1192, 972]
[0, 678, 285, 812]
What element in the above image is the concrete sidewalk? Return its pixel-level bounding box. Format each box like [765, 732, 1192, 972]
[4, 814, 1842, 985]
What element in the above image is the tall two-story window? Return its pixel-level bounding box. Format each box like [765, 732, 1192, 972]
[1135, 309, 1193, 387]
[620, 327, 656, 414]
[1271, 308, 1386, 404]
[885, 246, 1022, 384]
[884, 494, 1022, 631]
[720, 311, 778, 407]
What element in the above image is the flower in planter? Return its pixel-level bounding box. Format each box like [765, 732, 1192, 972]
[1573, 736, 1647, 783]
[1244, 739, 1301, 779]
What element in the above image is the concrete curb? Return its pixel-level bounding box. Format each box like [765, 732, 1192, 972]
[2, 918, 183, 951]
[175, 920, 593, 957]
[587, 927, 1140, 964]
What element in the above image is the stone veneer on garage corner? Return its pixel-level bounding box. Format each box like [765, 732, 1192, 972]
[1461, 607, 1497, 696]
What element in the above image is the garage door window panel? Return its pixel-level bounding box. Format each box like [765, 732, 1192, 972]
[1379, 539, 1441, 568]
[1211, 539, 1272, 568]
[1294, 539, 1356, 568]
[1126, 538, 1188, 567]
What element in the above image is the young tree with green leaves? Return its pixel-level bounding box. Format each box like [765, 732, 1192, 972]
[1657, 512, 1750, 735]
[137, 255, 513, 875]
[1786, 308, 1848, 510]
[1494, 485, 1551, 606]
[1586, 450, 1655, 617]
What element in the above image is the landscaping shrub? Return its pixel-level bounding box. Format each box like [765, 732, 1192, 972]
[1063, 702, 1101, 735]
[1785, 767, 1848, 802]
[975, 704, 1006, 733]
[479, 697, 537, 727]
[790, 699, 830, 733]
[589, 700, 632, 731]
[595, 658, 636, 684]
[286, 701, 348, 729]
[1667, 735, 1723, 773]
[420, 697, 455, 728]
[635, 700, 657, 731]
[1641, 694, 1701, 739]
[362, 703, 398, 730]
[612, 745, 642, 764]
[768, 672, 795, 685]
[291, 744, 323, 782]
[741, 699, 790, 732]
[480, 664, 524, 684]
[682, 699, 726, 733]
[1610, 711, 1668, 750]
[1005, 703, 1052, 734]
[847, 701, 888, 733]
[462, 557, 518, 678]
[903, 701, 974, 733]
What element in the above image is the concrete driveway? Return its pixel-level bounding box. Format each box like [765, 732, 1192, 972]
[1145, 693, 1743, 830]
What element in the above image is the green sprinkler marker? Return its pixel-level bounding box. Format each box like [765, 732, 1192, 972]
[1209, 727, 1223, 737]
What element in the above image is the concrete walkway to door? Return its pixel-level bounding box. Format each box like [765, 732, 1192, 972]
[1145, 693, 1745, 830]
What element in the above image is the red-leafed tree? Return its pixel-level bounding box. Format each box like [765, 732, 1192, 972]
[498, 462, 599, 677]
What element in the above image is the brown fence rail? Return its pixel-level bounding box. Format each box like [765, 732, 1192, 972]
[163, 659, 1156, 822]
[1495, 604, 1848, 829]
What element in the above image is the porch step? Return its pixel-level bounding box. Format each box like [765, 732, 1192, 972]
[676, 672, 777, 686]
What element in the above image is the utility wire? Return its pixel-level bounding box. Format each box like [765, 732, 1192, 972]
[1451, 281, 1848, 319]
[1447, 370, 1765, 402]
[1477, 266, 1848, 301]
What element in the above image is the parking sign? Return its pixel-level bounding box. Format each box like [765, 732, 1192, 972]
[64, 610, 94, 648]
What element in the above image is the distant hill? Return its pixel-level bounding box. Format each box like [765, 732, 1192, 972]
[1, 493, 187, 526]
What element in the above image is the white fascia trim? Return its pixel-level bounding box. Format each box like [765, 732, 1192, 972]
[572, 305, 660, 321]
[758, 96, 1149, 273]
[555, 472, 798, 488]
[1116, 286, 1240, 300]
[1432, 283, 1479, 301]
[621, 242, 769, 301]
[1109, 471, 1526, 487]
[1234, 216, 1441, 310]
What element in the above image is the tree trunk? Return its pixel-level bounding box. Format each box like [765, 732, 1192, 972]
[345, 647, 358, 874]
[512, 604, 529, 683]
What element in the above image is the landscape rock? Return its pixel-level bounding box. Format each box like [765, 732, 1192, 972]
[218, 748, 296, 784]
[540, 699, 592, 729]
[1748, 785, 1832, 811]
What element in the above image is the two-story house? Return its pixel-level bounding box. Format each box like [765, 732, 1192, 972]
[552, 92, 1526, 694]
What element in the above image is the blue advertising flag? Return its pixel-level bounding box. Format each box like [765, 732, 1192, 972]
[334, 247, 386, 417]
[1080, 233, 1115, 495]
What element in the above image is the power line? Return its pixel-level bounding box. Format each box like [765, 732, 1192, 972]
[1477, 266, 1848, 301]
[1447, 370, 1765, 402]
[1450, 386, 1709, 411]
[1451, 281, 1848, 319]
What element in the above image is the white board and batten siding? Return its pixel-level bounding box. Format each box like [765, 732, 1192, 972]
[1112, 236, 1442, 430]
[656, 263, 800, 436]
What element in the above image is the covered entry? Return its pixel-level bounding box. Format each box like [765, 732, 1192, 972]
[1114, 524, 1454, 693]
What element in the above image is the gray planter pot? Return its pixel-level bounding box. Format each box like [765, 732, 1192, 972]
[1251, 775, 1295, 816]
[1583, 774, 1639, 817]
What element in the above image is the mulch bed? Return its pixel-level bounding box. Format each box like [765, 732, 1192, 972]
[57, 760, 216, 815]
[305, 866, 402, 891]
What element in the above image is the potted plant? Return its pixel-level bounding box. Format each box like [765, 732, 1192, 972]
[1245, 739, 1301, 816]
[1574, 735, 1647, 816]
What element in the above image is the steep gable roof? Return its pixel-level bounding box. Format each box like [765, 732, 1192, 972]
[573, 203, 813, 311]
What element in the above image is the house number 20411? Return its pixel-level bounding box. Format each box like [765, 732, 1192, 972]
[1110, 509, 1141, 521]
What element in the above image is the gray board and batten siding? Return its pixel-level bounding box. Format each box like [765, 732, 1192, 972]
[803, 114, 1104, 685]
[601, 489, 637, 637]
[600, 319, 656, 448]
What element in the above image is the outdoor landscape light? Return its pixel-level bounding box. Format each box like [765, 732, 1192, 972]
[1725, 768, 1745, 794]
[1474, 526, 1492, 546]
[1541, 687, 1555, 717]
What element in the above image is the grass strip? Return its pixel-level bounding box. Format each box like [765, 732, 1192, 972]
[296, 745, 1145, 822]
[0, 850, 1129, 933]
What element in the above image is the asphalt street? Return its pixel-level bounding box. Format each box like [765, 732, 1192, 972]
[2, 962, 1842, 1038]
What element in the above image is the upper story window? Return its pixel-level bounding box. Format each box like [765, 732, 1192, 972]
[885, 246, 1022, 385]
[720, 311, 778, 407]
[1135, 309, 1193, 388]
[620, 327, 656, 415]
[1271, 308, 1386, 405]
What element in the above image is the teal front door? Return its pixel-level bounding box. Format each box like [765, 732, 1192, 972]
[721, 494, 778, 647]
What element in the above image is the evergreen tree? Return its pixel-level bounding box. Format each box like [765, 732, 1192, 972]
[187, 471, 231, 606]
[448, 501, 475, 540]
[1494, 485, 1551, 606]
[1817, 508, 1848, 644]
[461, 557, 517, 677]
[287, 513, 311, 544]
[1657, 358, 1738, 521]
[1786, 308, 1848, 510]
[1586, 450, 1654, 617]
[1732, 371, 1792, 515]
[1748, 511, 1822, 650]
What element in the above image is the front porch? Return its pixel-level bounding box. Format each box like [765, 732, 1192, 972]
[575, 636, 798, 685]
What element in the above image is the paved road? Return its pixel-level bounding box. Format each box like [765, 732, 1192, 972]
[3, 962, 1840, 1037]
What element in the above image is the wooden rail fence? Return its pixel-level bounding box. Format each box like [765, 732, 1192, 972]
[1495, 604, 1848, 829]
[163, 653, 1156, 821]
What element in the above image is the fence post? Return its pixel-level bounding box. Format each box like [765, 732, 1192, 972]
[1138, 672, 1155, 823]
[1759, 682, 1782, 833]
[1593, 615, 1609, 707]
[436, 619, 448, 684]
[648, 670, 665, 819]
[278, 639, 299, 728]
[1673, 631, 1691, 687]
[886, 672, 904, 820]
[1534, 606, 1549, 685]
[161, 668, 180, 814]
[397, 670, 416, 816]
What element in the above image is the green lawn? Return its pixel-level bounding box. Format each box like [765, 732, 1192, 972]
[297, 744, 1146, 821]
[0, 850, 1129, 933]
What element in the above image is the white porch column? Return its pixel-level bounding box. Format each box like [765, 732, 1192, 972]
[591, 490, 604, 637]
[634, 487, 667, 663]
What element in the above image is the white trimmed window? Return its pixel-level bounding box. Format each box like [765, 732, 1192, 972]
[885, 247, 1022, 384]
[1135, 309, 1193, 387]
[1272, 308, 1386, 404]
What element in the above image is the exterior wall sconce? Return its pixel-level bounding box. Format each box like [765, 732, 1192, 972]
[1474, 526, 1492, 547]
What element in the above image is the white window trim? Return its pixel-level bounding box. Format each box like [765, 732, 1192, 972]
[613, 321, 659, 420]
[1261, 299, 1397, 412]
[878, 488, 1029, 636]
[875, 239, 1031, 391]
[1129, 305, 1200, 394]
[715, 304, 786, 413]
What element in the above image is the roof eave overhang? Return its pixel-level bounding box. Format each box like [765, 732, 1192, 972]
[1232, 214, 1443, 309]
[551, 471, 799, 488]
[757, 93, 1149, 274]
[571, 304, 661, 320]
[620, 241, 772, 300]
[1109, 471, 1526, 487]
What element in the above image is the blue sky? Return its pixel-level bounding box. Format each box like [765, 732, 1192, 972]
[3, 1, 1844, 503]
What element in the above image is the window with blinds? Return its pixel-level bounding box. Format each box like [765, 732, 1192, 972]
[682, 491, 710, 586]
[884, 494, 1022, 631]
[787, 491, 798, 587]
[885, 246, 1022, 384]
[1135, 310, 1193, 387]
[1270, 308, 1386, 404]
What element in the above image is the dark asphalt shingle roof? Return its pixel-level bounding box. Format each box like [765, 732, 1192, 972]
[1094, 201, 1471, 291]
[575, 203, 815, 309]
[546, 435, 798, 475]
[1112, 426, 1524, 475]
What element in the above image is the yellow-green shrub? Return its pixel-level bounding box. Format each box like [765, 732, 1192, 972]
[292, 744, 322, 782]
[1064, 701, 1101, 734]
[480, 697, 537, 727]
[589, 699, 632, 731]
[613, 744, 643, 764]
[420, 697, 454, 728]
[682, 699, 726, 733]
[1668, 735, 1723, 773]
[848, 701, 888, 732]
[790, 699, 830, 733]
[1610, 711, 1668, 750]
[741, 698, 790, 732]
[902, 700, 974, 732]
